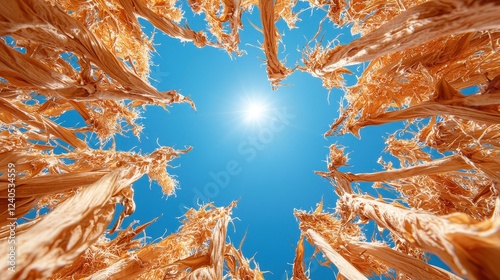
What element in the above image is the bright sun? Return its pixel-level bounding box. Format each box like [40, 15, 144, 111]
[244, 101, 267, 123]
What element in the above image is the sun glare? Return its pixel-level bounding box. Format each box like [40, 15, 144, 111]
[244, 101, 267, 123]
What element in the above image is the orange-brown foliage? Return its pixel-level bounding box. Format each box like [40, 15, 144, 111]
[1, 0, 499, 279]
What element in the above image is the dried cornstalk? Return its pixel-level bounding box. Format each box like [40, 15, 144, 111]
[301, 0, 500, 272]
[258, 0, 292, 88]
[291, 235, 309, 280]
[348, 241, 462, 280]
[186, 0, 246, 53]
[296, 207, 463, 279]
[117, 0, 210, 48]
[338, 194, 500, 279]
[72, 202, 263, 280]
[306, 229, 368, 280]
[306, 0, 427, 35]
[295, 205, 388, 277]
[0, 147, 189, 228]
[0, 167, 142, 279]
[311, 0, 500, 77]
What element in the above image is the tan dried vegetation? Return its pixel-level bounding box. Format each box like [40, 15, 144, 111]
[0, 0, 499, 279]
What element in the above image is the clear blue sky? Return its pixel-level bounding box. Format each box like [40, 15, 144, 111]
[95, 4, 443, 279]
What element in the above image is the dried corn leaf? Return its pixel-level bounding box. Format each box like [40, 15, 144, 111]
[291, 235, 309, 280]
[337, 194, 500, 279]
[258, 0, 292, 88]
[306, 229, 367, 280]
[311, 0, 500, 76]
[0, 167, 142, 279]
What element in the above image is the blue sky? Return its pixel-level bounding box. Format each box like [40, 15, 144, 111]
[99, 5, 426, 279]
